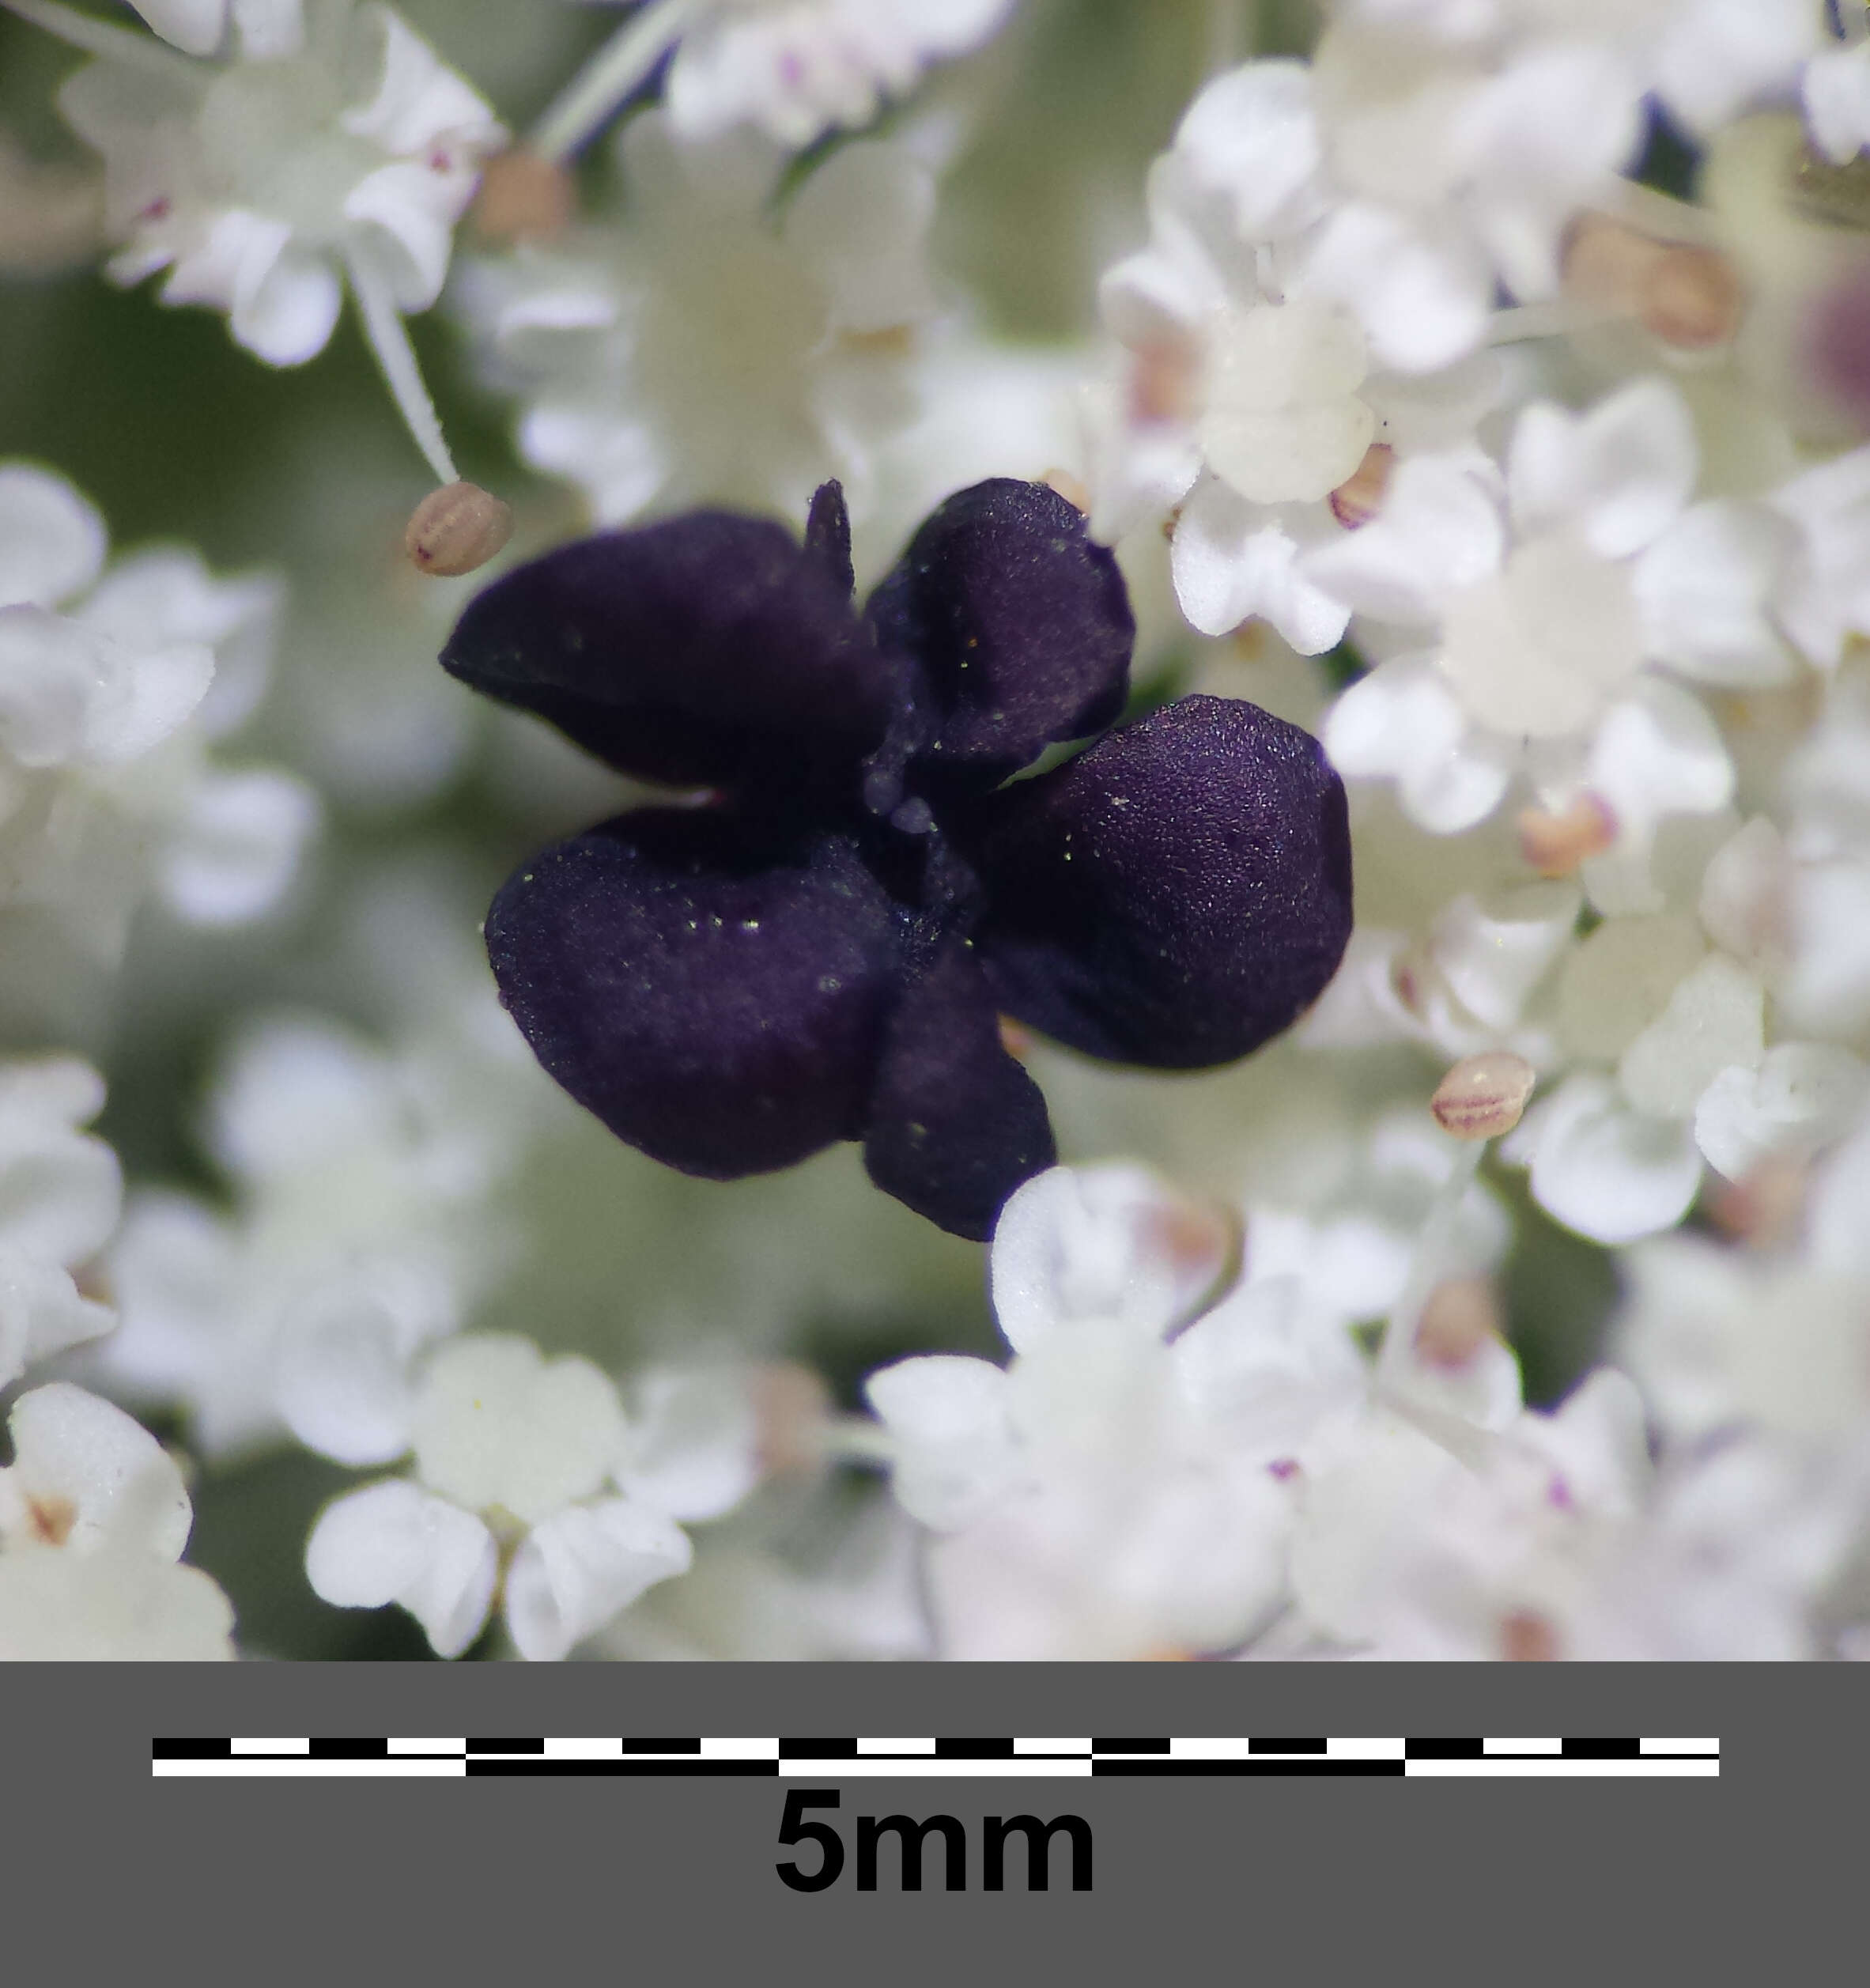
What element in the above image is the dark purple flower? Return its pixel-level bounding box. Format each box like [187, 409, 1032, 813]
[440, 478, 1353, 1240]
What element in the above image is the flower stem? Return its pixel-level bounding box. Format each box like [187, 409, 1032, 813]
[345, 251, 459, 486]
[1, 0, 207, 78]
[531, 0, 694, 167]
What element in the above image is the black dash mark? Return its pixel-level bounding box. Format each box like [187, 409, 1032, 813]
[1090, 1737, 1170, 1754]
[935, 1739, 1017, 1759]
[1405, 1738, 1484, 1759]
[309, 1737, 388, 1759]
[1562, 1738, 1641, 1759]
[618, 1738, 701, 1754]
[153, 1738, 232, 1759]
[780, 1738, 857, 1758]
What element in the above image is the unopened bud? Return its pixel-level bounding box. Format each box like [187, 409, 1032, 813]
[472, 149, 576, 243]
[1640, 243, 1744, 348]
[1129, 341, 1197, 424]
[997, 1015, 1035, 1060]
[1517, 793, 1617, 875]
[1328, 443, 1395, 529]
[751, 1362, 832, 1477]
[1706, 1155, 1808, 1250]
[1041, 467, 1090, 513]
[1414, 1276, 1503, 1370]
[1500, 1609, 1560, 1661]
[1431, 1052, 1537, 1140]
[404, 481, 513, 578]
[1562, 211, 1743, 349]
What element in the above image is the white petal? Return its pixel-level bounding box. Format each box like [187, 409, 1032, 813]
[1170, 480, 1351, 652]
[76, 550, 281, 739]
[410, 1335, 625, 1526]
[230, 0, 303, 61]
[1507, 379, 1698, 560]
[864, 1354, 1018, 1531]
[1783, 858, 1870, 1037]
[274, 1281, 425, 1468]
[1617, 954, 1764, 1121]
[0, 1081, 122, 1269]
[1514, 1073, 1704, 1244]
[1429, 881, 1581, 1032]
[1631, 500, 1796, 688]
[1174, 59, 1326, 242]
[0, 1383, 189, 1560]
[1804, 44, 1870, 166]
[1171, 1275, 1366, 1457]
[1653, 0, 1823, 135]
[1694, 1043, 1870, 1181]
[1300, 452, 1504, 626]
[158, 766, 319, 925]
[0, 1254, 114, 1388]
[80, 641, 214, 764]
[340, 6, 503, 157]
[343, 164, 460, 313]
[129, 0, 227, 57]
[0, 607, 98, 766]
[505, 1499, 693, 1661]
[618, 1369, 760, 1524]
[784, 140, 936, 335]
[231, 240, 343, 367]
[1323, 656, 1513, 833]
[0, 465, 107, 610]
[1304, 201, 1493, 375]
[304, 1479, 497, 1658]
[1585, 675, 1733, 856]
[990, 1163, 1229, 1349]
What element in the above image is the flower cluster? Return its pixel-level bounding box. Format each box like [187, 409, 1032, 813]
[8, 0, 1870, 1663]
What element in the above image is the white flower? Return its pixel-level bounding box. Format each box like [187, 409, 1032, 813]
[1301, 1367, 1651, 1658]
[537, 0, 1017, 162]
[1311, 380, 1771, 865]
[43, 0, 502, 482]
[1086, 60, 1503, 652]
[306, 1336, 759, 1661]
[0, 1056, 121, 1387]
[865, 1164, 1370, 1657]
[95, 999, 535, 1457]
[465, 111, 932, 527]
[0, 1382, 235, 1659]
[0, 462, 315, 983]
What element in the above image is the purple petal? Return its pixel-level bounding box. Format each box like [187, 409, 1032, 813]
[958, 696, 1353, 1068]
[441, 512, 892, 793]
[803, 479, 855, 599]
[486, 810, 905, 1177]
[866, 479, 1134, 788]
[863, 933, 1057, 1241]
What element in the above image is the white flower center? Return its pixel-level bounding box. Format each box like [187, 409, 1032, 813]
[196, 54, 372, 240]
[1198, 296, 1374, 506]
[1439, 533, 1644, 739]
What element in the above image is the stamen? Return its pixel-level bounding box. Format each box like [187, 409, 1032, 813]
[1413, 1275, 1504, 1370]
[1517, 792, 1618, 875]
[1041, 467, 1090, 512]
[345, 248, 459, 487]
[1562, 212, 1745, 350]
[1430, 1052, 1537, 1141]
[405, 481, 512, 578]
[473, 148, 578, 244]
[531, 0, 696, 167]
[1, 0, 209, 77]
[1328, 443, 1394, 528]
[1374, 1134, 1487, 1397]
